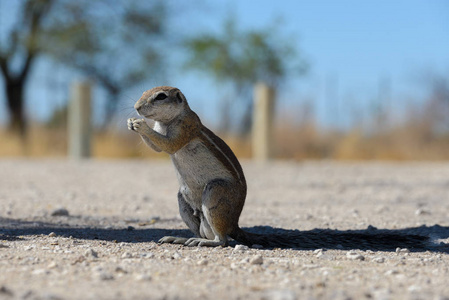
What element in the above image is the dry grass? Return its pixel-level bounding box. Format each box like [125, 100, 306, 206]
[2, 120, 449, 161]
[0, 126, 163, 159]
[273, 123, 449, 161]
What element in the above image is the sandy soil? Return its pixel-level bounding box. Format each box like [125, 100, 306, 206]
[0, 159, 449, 300]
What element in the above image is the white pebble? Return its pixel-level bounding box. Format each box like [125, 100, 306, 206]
[415, 208, 430, 216]
[121, 252, 133, 259]
[239, 258, 250, 264]
[372, 257, 386, 263]
[84, 249, 98, 258]
[408, 285, 421, 292]
[250, 255, 264, 265]
[197, 259, 208, 266]
[97, 272, 114, 281]
[234, 245, 249, 252]
[396, 248, 410, 254]
[385, 269, 399, 276]
[48, 232, 57, 237]
[140, 252, 154, 259]
[32, 269, 49, 275]
[135, 274, 152, 281]
[346, 250, 365, 261]
[263, 289, 296, 300]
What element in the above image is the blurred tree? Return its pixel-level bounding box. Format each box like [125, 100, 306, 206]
[0, 0, 55, 137]
[0, 0, 166, 136]
[184, 17, 307, 133]
[42, 0, 167, 128]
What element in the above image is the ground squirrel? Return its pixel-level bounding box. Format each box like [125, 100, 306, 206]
[127, 86, 431, 250]
[128, 86, 258, 247]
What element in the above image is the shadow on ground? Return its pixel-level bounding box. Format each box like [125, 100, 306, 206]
[1, 217, 448, 253]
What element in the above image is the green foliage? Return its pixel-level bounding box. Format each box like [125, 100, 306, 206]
[41, 0, 167, 92]
[184, 18, 307, 90]
[34, 0, 168, 127]
[184, 17, 307, 133]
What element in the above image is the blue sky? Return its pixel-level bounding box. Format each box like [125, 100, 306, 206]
[0, 0, 448, 129]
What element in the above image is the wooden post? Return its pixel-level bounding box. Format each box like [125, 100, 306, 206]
[68, 81, 92, 158]
[252, 82, 275, 162]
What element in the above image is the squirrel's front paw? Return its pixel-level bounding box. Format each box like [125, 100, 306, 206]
[127, 118, 148, 133]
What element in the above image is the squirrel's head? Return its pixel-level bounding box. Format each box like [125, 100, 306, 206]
[134, 86, 188, 123]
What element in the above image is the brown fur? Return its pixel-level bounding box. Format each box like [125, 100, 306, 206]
[128, 86, 249, 247]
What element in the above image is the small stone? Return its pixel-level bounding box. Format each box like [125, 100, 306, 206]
[234, 244, 249, 252]
[263, 289, 296, 300]
[98, 272, 114, 281]
[250, 255, 263, 265]
[385, 269, 399, 275]
[0, 285, 13, 296]
[140, 252, 155, 259]
[346, 250, 365, 261]
[408, 285, 421, 292]
[121, 252, 133, 259]
[135, 274, 152, 281]
[197, 259, 208, 266]
[51, 208, 69, 217]
[367, 225, 378, 231]
[32, 269, 49, 275]
[0, 244, 9, 249]
[24, 245, 36, 251]
[372, 257, 386, 263]
[72, 256, 85, 265]
[415, 208, 430, 216]
[313, 249, 323, 255]
[127, 226, 135, 231]
[48, 232, 57, 237]
[84, 249, 98, 258]
[47, 261, 58, 269]
[396, 248, 410, 254]
[252, 244, 264, 249]
[115, 266, 127, 274]
[172, 252, 182, 259]
[239, 258, 250, 264]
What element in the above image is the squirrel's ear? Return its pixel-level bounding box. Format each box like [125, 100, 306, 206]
[176, 92, 184, 103]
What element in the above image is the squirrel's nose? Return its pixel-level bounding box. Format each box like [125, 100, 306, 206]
[134, 102, 142, 111]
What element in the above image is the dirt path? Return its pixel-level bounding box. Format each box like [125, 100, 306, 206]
[1, 159, 448, 299]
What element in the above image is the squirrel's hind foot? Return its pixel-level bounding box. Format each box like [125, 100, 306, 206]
[158, 236, 189, 244]
[184, 237, 227, 247]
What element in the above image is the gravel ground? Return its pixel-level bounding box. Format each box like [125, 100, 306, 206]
[1, 159, 449, 300]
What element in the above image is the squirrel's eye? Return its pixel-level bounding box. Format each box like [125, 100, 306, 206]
[154, 93, 167, 101]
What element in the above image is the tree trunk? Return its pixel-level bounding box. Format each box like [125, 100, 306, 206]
[6, 79, 27, 137]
